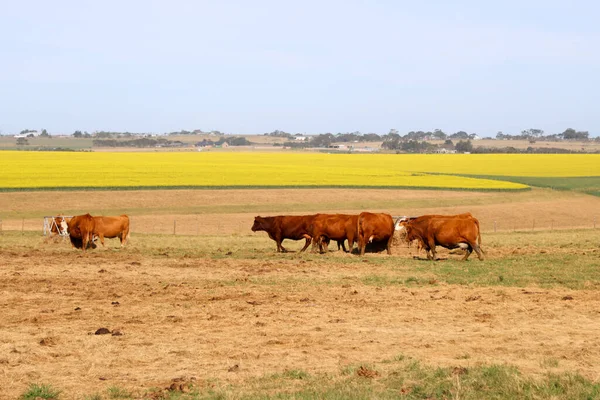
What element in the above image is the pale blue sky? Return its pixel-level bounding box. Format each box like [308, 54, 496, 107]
[1, 0, 598, 136]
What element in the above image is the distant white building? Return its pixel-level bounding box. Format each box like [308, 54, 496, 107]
[14, 131, 38, 138]
[294, 135, 308, 141]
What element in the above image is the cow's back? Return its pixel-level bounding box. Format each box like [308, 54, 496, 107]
[94, 215, 129, 235]
[428, 217, 479, 245]
[312, 214, 355, 239]
[358, 212, 394, 240]
[279, 214, 317, 239]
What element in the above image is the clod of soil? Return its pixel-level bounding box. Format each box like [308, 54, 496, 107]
[452, 366, 468, 375]
[356, 366, 379, 378]
[562, 295, 574, 301]
[94, 328, 111, 335]
[111, 329, 123, 336]
[39, 337, 57, 346]
[228, 364, 240, 372]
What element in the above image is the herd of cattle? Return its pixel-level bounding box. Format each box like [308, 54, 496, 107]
[252, 212, 484, 261]
[51, 211, 483, 261]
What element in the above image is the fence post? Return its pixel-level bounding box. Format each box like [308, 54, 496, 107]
[494, 221, 497, 233]
[173, 220, 176, 235]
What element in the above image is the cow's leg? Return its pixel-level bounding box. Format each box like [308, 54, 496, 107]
[311, 233, 321, 253]
[339, 240, 347, 253]
[299, 236, 312, 253]
[424, 247, 433, 260]
[457, 242, 472, 260]
[472, 243, 484, 261]
[462, 245, 473, 261]
[430, 247, 437, 260]
[427, 240, 437, 260]
[347, 237, 354, 253]
[359, 236, 366, 256]
[82, 232, 90, 252]
[274, 235, 284, 252]
[99, 234, 106, 247]
[120, 233, 126, 247]
[119, 231, 127, 247]
[279, 239, 290, 253]
[319, 236, 329, 254]
[386, 235, 393, 255]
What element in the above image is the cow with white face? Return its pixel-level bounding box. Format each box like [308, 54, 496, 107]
[49, 215, 70, 237]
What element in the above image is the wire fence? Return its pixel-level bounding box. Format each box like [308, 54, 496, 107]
[0, 216, 597, 237]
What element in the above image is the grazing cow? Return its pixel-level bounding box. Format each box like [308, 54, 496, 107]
[395, 213, 481, 252]
[356, 212, 395, 256]
[66, 214, 96, 251]
[398, 214, 483, 261]
[48, 215, 69, 237]
[251, 215, 317, 252]
[310, 214, 358, 253]
[93, 215, 130, 247]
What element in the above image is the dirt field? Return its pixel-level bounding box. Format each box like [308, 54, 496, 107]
[1, 188, 600, 398]
[1, 230, 600, 398]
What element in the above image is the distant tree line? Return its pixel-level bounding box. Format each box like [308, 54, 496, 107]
[496, 128, 590, 141]
[92, 138, 184, 148]
[167, 129, 224, 136]
[196, 136, 253, 146]
[93, 135, 253, 148]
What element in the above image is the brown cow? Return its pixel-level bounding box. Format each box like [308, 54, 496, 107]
[399, 214, 483, 261]
[251, 215, 318, 252]
[93, 215, 130, 247]
[395, 213, 481, 252]
[310, 214, 358, 254]
[356, 212, 395, 256]
[66, 214, 96, 251]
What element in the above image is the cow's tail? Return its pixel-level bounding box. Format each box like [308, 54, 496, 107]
[356, 214, 363, 249]
[474, 218, 484, 253]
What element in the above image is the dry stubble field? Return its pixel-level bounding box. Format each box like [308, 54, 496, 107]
[1, 188, 600, 399]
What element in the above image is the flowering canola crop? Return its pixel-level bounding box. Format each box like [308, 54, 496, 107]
[0, 152, 597, 190]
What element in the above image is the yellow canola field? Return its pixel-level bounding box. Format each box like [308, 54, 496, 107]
[1, 152, 597, 190]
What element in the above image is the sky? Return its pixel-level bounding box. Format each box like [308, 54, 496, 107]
[1, 0, 599, 136]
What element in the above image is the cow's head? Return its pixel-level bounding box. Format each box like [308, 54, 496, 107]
[394, 216, 409, 232]
[59, 219, 68, 234]
[51, 216, 69, 235]
[251, 216, 265, 232]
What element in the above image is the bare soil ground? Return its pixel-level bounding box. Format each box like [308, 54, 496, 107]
[1, 239, 600, 398]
